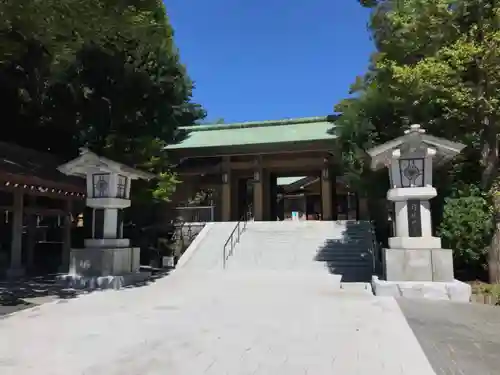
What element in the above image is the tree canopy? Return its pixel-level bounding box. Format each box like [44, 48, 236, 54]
[0, 0, 205, 201]
[337, 0, 500, 281]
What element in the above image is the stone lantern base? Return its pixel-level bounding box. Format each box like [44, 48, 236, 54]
[372, 276, 471, 302]
[383, 246, 454, 281]
[71, 246, 141, 275]
[373, 246, 472, 302]
[58, 245, 151, 290]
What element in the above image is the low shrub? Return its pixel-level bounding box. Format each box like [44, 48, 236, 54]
[438, 185, 494, 278]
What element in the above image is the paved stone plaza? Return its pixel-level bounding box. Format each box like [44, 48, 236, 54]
[0, 270, 499, 374]
[0, 270, 437, 375]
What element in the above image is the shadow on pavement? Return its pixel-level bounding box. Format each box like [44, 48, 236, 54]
[314, 221, 374, 282]
[0, 268, 172, 313]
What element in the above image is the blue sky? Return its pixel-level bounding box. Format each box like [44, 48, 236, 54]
[166, 1, 374, 123]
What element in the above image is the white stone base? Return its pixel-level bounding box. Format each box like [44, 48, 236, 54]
[372, 276, 471, 302]
[69, 247, 140, 277]
[58, 271, 151, 290]
[383, 247, 454, 282]
[389, 236, 441, 249]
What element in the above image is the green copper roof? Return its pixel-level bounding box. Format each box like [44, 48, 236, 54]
[165, 116, 336, 150]
[276, 176, 307, 186]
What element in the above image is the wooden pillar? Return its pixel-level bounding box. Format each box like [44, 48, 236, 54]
[332, 177, 338, 220]
[302, 195, 307, 219]
[221, 156, 232, 221]
[24, 195, 36, 272]
[358, 197, 370, 220]
[7, 190, 24, 277]
[253, 158, 264, 221]
[213, 187, 222, 221]
[26, 213, 37, 272]
[268, 172, 277, 221]
[59, 199, 72, 273]
[231, 175, 239, 220]
[262, 169, 272, 220]
[321, 165, 333, 221]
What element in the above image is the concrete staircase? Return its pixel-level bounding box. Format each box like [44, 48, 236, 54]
[227, 221, 375, 282]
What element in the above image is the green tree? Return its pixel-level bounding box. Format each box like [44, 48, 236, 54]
[0, 0, 205, 202]
[338, 0, 500, 280]
[66, 2, 205, 201]
[198, 117, 225, 125]
[0, 0, 166, 155]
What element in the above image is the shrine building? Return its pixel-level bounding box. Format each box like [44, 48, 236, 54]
[0, 142, 85, 277]
[165, 116, 369, 222]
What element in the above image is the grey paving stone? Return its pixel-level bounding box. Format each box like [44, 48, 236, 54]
[0, 271, 436, 375]
[0, 221, 446, 374]
[398, 298, 500, 375]
[0, 304, 33, 317]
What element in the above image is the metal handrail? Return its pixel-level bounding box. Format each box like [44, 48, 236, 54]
[222, 209, 252, 269]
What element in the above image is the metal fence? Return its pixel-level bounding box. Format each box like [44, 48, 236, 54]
[174, 206, 215, 223]
[173, 222, 206, 255]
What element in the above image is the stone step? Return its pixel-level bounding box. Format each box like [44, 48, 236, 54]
[245, 229, 369, 234]
[325, 262, 373, 268]
[340, 282, 373, 294]
[319, 247, 371, 252]
[186, 221, 377, 284]
[244, 231, 371, 237]
[325, 257, 370, 264]
[318, 250, 370, 254]
[238, 244, 372, 249]
[316, 251, 371, 257]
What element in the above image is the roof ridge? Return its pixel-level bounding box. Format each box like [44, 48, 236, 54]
[0, 140, 62, 161]
[181, 116, 333, 132]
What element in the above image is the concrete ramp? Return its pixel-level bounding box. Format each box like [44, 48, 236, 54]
[176, 222, 238, 271]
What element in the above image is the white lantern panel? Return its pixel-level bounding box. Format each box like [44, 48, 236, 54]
[117, 174, 128, 198]
[399, 158, 424, 187]
[92, 173, 111, 197]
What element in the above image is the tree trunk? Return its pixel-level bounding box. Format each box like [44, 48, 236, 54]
[480, 109, 500, 284]
[489, 201, 500, 283]
[473, 0, 500, 283]
[490, 182, 500, 283]
[484, 142, 500, 283]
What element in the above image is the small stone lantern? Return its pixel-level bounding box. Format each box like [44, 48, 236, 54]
[367, 124, 471, 301]
[57, 148, 155, 288]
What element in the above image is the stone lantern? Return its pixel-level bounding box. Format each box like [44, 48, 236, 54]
[367, 124, 471, 301]
[57, 148, 155, 288]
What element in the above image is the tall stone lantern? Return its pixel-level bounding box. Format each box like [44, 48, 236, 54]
[57, 148, 155, 288]
[367, 125, 471, 301]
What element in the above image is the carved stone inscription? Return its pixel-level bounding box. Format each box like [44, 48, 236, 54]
[407, 200, 422, 237]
